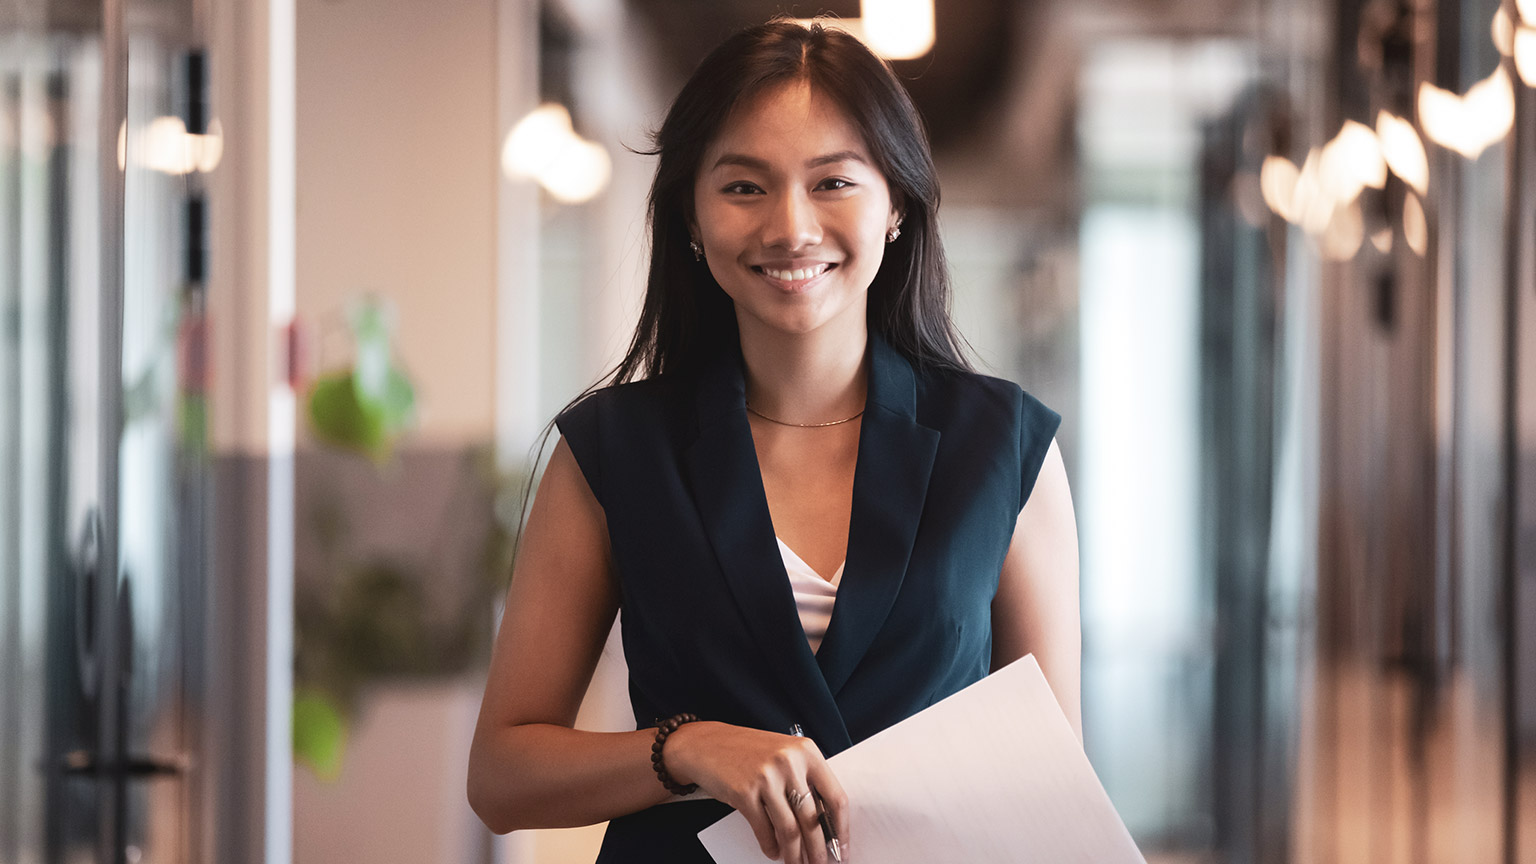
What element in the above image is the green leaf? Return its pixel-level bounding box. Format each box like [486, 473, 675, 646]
[293, 689, 348, 781]
[308, 371, 389, 456]
[305, 294, 417, 461]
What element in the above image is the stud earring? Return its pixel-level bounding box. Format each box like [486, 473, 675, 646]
[689, 240, 705, 261]
[885, 225, 901, 243]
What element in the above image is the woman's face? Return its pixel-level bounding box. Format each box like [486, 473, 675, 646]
[692, 79, 900, 339]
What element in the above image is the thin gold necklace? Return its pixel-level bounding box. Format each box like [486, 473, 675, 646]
[746, 403, 865, 428]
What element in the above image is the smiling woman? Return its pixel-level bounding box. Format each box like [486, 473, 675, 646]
[467, 19, 1080, 864]
[692, 80, 900, 346]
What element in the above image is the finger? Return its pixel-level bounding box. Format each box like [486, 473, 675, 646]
[761, 788, 808, 864]
[790, 786, 828, 864]
[806, 759, 851, 855]
[742, 803, 780, 862]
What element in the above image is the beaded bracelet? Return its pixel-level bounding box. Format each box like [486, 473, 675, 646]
[650, 712, 700, 795]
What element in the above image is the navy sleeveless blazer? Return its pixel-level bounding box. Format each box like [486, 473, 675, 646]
[554, 332, 1060, 862]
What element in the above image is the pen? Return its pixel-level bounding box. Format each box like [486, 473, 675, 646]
[789, 724, 843, 863]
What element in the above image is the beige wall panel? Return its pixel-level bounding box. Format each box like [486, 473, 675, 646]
[297, 0, 498, 448]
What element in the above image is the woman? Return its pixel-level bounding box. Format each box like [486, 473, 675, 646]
[468, 19, 1080, 864]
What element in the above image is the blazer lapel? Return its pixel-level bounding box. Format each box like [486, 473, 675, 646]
[682, 347, 851, 749]
[815, 333, 941, 695]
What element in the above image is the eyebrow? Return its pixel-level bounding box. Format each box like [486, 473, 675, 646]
[710, 150, 870, 172]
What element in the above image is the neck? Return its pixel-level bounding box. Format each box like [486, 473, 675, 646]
[736, 313, 869, 425]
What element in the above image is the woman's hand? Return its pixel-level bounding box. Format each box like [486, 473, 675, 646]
[664, 721, 849, 864]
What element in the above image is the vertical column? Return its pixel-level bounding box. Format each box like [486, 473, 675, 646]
[205, 0, 294, 858]
[1504, 29, 1536, 861]
[264, 1, 296, 862]
[496, 0, 541, 467]
[494, 0, 538, 860]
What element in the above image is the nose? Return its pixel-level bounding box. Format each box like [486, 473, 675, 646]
[761, 187, 822, 251]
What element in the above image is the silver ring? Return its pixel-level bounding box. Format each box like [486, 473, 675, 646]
[786, 788, 808, 810]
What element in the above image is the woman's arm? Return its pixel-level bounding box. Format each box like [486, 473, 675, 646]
[991, 438, 1083, 741]
[467, 439, 849, 864]
[467, 439, 668, 832]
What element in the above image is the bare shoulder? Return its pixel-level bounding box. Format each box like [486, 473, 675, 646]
[475, 434, 617, 731]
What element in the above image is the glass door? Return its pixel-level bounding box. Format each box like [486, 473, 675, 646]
[114, 0, 209, 856]
[0, 0, 209, 859]
[0, 5, 119, 860]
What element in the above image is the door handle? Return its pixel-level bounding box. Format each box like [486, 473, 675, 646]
[57, 749, 188, 778]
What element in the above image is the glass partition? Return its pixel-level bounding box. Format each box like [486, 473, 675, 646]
[0, 0, 209, 860]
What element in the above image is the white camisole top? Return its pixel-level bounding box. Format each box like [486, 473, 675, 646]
[776, 537, 843, 653]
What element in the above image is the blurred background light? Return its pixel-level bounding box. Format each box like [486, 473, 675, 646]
[1494, 7, 1515, 56]
[115, 115, 224, 175]
[1319, 119, 1386, 203]
[1516, 28, 1536, 86]
[1261, 134, 1387, 259]
[860, 0, 936, 60]
[1376, 109, 1428, 194]
[1404, 190, 1428, 256]
[502, 103, 572, 180]
[501, 102, 611, 204]
[1418, 65, 1514, 159]
[143, 116, 196, 174]
[1320, 198, 1364, 261]
[790, 0, 936, 61]
[197, 119, 225, 173]
[539, 138, 612, 204]
[1260, 154, 1301, 224]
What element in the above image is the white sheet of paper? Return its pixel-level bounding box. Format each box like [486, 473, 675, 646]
[697, 655, 1144, 863]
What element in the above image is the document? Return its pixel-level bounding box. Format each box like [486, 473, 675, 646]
[697, 655, 1145, 863]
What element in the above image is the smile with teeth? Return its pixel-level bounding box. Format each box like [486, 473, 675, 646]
[758, 263, 833, 282]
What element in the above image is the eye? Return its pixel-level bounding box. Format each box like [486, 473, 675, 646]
[817, 178, 855, 191]
[722, 181, 763, 195]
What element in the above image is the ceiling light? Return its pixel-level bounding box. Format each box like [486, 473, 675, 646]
[860, 0, 935, 60]
[1375, 110, 1428, 195]
[1418, 65, 1514, 159]
[1320, 120, 1386, 203]
[501, 103, 612, 204]
[1494, 8, 1515, 56]
[502, 103, 576, 181]
[540, 139, 612, 204]
[1517, 28, 1536, 87]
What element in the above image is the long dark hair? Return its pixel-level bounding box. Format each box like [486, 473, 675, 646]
[512, 20, 973, 560]
[612, 17, 972, 384]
